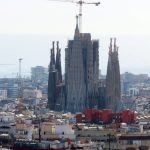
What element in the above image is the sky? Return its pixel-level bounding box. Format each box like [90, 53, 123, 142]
[0, 0, 150, 77]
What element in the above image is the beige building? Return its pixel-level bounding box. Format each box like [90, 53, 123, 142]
[33, 122, 57, 140]
[114, 133, 150, 150]
[23, 89, 42, 99]
[15, 123, 34, 140]
[75, 126, 116, 141]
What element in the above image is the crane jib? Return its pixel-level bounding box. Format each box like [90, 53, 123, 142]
[48, 0, 100, 32]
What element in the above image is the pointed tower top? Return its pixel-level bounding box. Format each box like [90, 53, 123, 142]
[74, 15, 80, 38]
[55, 41, 62, 83]
[52, 41, 55, 48]
[57, 41, 59, 49]
[52, 41, 55, 57]
[76, 15, 78, 25]
[49, 41, 55, 71]
[114, 38, 117, 51]
[109, 38, 113, 54]
[56, 41, 61, 55]
[52, 41, 55, 51]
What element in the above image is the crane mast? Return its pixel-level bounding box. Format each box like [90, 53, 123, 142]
[49, 0, 100, 32]
[18, 58, 23, 98]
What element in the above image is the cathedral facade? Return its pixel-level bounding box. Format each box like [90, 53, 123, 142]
[47, 21, 121, 113]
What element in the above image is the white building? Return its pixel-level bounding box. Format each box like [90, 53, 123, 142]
[0, 90, 7, 100]
[128, 87, 139, 97]
[55, 123, 75, 140]
[0, 112, 15, 123]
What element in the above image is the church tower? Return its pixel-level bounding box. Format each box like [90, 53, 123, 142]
[48, 41, 57, 110]
[106, 38, 121, 112]
[55, 41, 62, 84]
[65, 17, 99, 112]
[48, 41, 65, 111]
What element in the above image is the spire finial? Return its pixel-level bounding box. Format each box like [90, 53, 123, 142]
[56, 41, 61, 55]
[76, 15, 79, 27]
[56, 41, 59, 54]
[52, 41, 55, 50]
[109, 38, 113, 54]
[114, 38, 117, 51]
[74, 15, 80, 37]
[51, 41, 55, 65]
[57, 41, 59, 48]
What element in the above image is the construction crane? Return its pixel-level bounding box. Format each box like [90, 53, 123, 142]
[18, 58, 23, 79]
[49, 0, 100, 32]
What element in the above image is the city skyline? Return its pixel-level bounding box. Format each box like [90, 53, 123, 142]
[0, 34, 150, 77]
[0, 0, 150, 77]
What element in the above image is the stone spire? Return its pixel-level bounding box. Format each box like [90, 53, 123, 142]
[48, 41, 57, 110]
[50, 41, 55, 71]
[74, 15, 80, 38]
[109, 38, 113, 54]
[55, 41, 62, 83]
[114, 38, 117, 51]
[106, 38, 121, 112]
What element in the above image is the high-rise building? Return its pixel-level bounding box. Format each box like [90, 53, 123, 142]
[106, 38, 121, 112]
[0, 78, 19, 98]
[31, 66, 48, 83]
[65, 18, 99, 112]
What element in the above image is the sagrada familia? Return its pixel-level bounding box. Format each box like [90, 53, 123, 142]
[48, 19, 121, 113]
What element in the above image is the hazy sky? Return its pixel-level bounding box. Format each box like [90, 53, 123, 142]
[0, 0, 150, 77]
